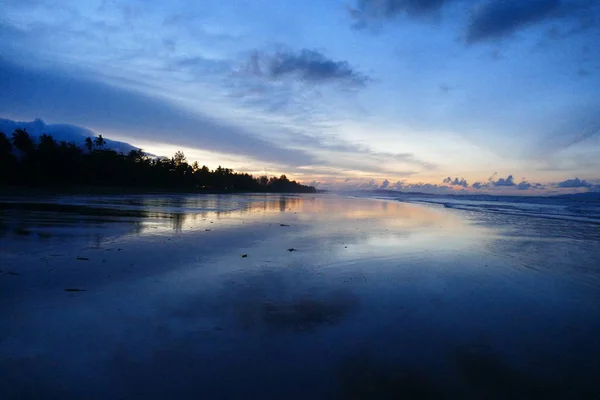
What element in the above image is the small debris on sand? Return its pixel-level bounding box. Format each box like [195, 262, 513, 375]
[287, 248, 296, 252]
[280, 224, 290, 227]
[4, 271, 21, 276]
[241, 254, 248, 258]
[64, 288, 86, 292]
[76, 257, 89, 261]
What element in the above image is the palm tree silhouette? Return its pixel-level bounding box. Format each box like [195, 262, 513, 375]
[93, 135, 106, 148]
[84, 137, 93, 151]
[11, 129, 35, 156]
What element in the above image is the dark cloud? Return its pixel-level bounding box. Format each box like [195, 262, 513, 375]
[248, 49, 369, 87]
[542, 2, 600, 41]
[493, 174, 516, 186]
[443, 176, 468, 187]
[555, 177, 593, 188]
[380, 179, 390, 189]
[350, 0, 599, 45]
[0, 59, 316, 167]
[466, 0, 561, 43]
[516, 180, 545, 190]
[349, 0, 447, 25]
[471, 182, 486, 189]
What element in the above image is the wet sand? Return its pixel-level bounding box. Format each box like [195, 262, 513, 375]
[1, 194, 599, 399]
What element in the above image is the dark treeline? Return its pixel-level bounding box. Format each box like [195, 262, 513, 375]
[0, 130, 316, 193]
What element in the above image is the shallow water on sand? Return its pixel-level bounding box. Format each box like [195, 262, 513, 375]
[1, 194, 599, 399]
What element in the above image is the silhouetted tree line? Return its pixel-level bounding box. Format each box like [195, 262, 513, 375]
[0, 130, 316, 193]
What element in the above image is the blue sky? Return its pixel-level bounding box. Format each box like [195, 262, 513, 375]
[1, 0, 599, 193]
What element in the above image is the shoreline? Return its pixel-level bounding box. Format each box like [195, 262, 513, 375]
[0, 185, 318, 197]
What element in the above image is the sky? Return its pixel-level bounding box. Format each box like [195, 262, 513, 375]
[1, 0, 599, 194]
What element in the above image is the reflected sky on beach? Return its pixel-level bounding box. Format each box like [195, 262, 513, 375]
[0, 193, 477, 241]
[1, 194, 599, 398]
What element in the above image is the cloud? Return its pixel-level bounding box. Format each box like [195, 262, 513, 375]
[471, 174, 547, 190]
[383, 179, 453, 194]
[516, 181, 531, 190]
[247, 48, 369, 87]
[336, 175, 591, 194]
[493, 174, 516, 187]
[391, 180, 406, 189]
[516, 180, 546, 190]
[535, 115, 600, 154]
[349, 0, 447, 25]
[0, 59, 435, 180]
[171, 56, 231, 77]
[0, 117, 139, 153]
[471, 173, 513, 188]
[401, 182, 452, 193]
[358, 179, 379, 189]
[271, 130, 437, 176]
[555, 177, 593, 188]
[323, 178, 452, 193]
[465, 0, 599, 44]
[349, 0, 599, 46]
[443, 176, 468, 187]
[0, 59, 316, 167]
[519, 180, 545, 190]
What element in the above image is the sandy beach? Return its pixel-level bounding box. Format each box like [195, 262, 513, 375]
[1, 193, 599, 398]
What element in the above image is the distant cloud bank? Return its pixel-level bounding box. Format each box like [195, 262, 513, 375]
[314, 173, 599, 194]
[0, 118, 138, 153]
[555, 177, 593, 189]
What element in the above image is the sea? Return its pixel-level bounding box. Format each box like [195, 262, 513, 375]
[355, 190, 600, 225]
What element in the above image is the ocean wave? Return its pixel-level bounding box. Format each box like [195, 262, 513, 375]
[358, 193, 600, 224]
